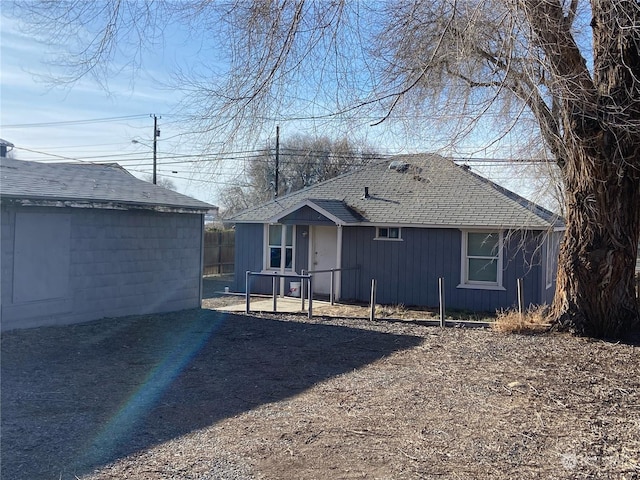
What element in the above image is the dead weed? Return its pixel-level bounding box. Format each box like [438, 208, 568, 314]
[493, 305, 551, 334]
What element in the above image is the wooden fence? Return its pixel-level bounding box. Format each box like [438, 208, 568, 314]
[203, 229, 235, 275]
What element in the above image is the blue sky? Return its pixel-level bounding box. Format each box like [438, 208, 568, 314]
[0, 8, 226, 204]
[0, 5, 559, 211]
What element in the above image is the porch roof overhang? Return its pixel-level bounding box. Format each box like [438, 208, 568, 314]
[267, 199, 364, 226]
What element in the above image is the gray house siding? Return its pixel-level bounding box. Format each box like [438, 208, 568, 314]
[542, 230, 563, 305]
[340, 226, 544, 312]
[1, 205, 204, 330]
[232, 221, 548, 312]
[233, 223, 264, 292]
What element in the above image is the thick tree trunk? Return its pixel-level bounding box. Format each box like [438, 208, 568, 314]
[543, 0, 640, 339]
[551, 152, 640, 338]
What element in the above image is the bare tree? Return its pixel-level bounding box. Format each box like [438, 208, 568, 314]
[219, 135, 377, 217]
[15, 1, 640, 337]
[141, 174, 177, 191]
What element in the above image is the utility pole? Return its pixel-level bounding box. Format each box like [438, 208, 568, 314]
[274, 125, 280, 198]
[152, 114, 161, 185]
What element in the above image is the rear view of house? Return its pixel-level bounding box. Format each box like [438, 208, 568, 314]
[232, 154, 564, 313]
[0, 158, 214, 330]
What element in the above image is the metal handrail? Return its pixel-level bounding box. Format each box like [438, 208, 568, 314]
[245, 271, 313, 318]
[301, 266, 360, 306]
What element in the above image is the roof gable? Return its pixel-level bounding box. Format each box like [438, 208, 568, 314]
[0, 158, 214, 213]
[232, 154, 562, 230]
[271, 199, 365, 225]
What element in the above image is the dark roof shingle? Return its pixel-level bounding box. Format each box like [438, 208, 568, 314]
[0, 158, 213, 213]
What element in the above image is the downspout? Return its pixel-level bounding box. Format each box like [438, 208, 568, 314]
[198, 213, 205, 307]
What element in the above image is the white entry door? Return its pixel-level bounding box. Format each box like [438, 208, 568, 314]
[311, 225, 338, 295]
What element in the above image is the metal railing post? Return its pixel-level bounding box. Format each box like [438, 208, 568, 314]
[245, 271, 251, 313]
[517, 278, 524, 319]
[301, 269, 306, 311]
[308, 276, 313, 319]
[272, 274, 277, 312]
[330, 271, 335, 305]
[370, 279, 376, 321]
[438, 277, 445, 327]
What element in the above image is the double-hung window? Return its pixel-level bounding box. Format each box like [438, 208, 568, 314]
[459, 231, 503, 289]
[267, 224, 294, 270]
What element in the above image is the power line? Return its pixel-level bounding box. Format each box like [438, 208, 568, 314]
[0, 114, 157, 129]
[2, 110, 532, 130]
[126, 168, 252, 186]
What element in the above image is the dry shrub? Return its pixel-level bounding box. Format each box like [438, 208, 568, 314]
[492, 305, 551, 334]
[375, 304, 407, 318]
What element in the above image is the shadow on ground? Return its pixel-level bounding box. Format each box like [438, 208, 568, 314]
[1, 309, 422, 479]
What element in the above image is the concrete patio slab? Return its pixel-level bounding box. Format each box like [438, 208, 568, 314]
[214, 296, 331, 314]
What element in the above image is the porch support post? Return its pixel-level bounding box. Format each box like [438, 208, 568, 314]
[335, 224, 342, 301]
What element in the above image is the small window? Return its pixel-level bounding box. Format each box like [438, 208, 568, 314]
[459, 230, 503, 289]
[376, 227, 401, 240]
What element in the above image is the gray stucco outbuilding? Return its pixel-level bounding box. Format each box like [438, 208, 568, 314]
[1, 158, 214, 330]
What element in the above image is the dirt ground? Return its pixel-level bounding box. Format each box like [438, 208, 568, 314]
[2, 277, 639, 479]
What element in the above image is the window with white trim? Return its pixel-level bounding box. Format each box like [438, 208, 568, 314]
[376, 227, 401, 240]
[266, 224, 294, 270]
[460, 231, 503, 288]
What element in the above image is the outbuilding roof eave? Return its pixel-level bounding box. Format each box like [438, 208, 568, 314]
[0, 196, 211, 215]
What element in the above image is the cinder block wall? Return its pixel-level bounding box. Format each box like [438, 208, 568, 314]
[1, 206, 203, 330]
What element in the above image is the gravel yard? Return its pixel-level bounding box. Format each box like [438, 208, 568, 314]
[1, 277, 639, 479]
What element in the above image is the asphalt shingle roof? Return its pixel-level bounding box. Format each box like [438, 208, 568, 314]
[232, 154, 562, 229]
[0, 158, 213, 213]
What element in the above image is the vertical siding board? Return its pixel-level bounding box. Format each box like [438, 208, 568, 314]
[343, 226, 359, 301]
[295, 226, 309, 273]
[233, 223, 264, 292]
[542, 230, 562, 305]
[410, 229, 421, 306]
[384, 237, 397, 304]
[340, 226, 362, 301]
[340, 227, 351, 299]
[381, 239, 390, 304]
[444, 229, 457, 309]
[427, 230, 437, 306]
[353, 227, 361, 300]
[425, 229, 434, 305]
[364, 227, 376, 301]
[423, 229, 434, 306]
[404, 228, 415, 305]
[415, 229, 427, 306]
[359, 227, 371, 301]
